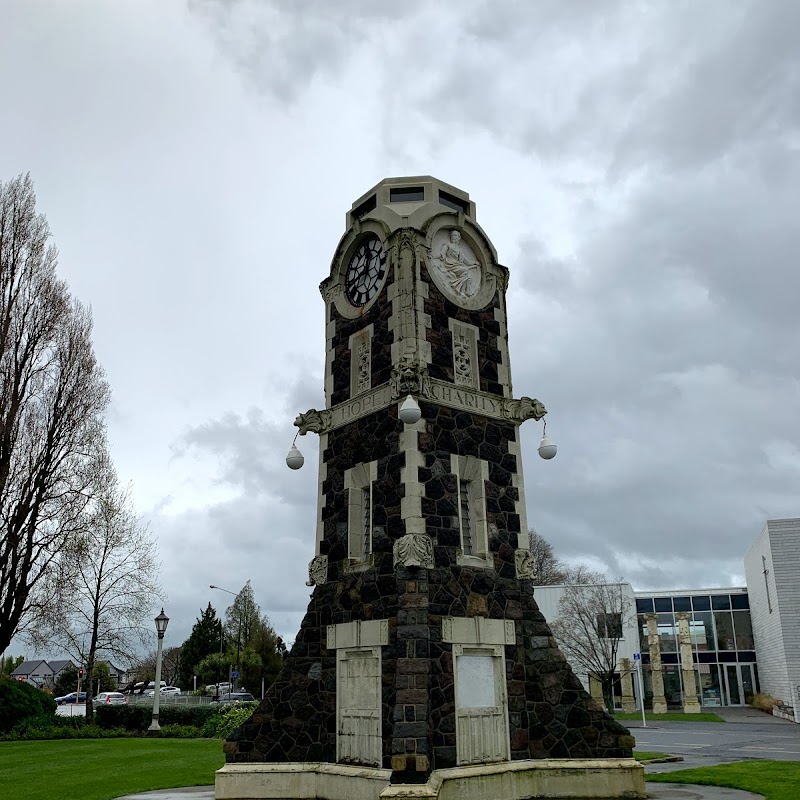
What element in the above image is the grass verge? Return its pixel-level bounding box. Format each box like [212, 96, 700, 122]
[634, 751, 674, 762]
[615, 711, 724, 722]
[649, 760, 800, 800]
[1, 738, 224, 800]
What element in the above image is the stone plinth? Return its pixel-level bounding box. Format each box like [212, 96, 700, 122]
[216, 759, 646, 800]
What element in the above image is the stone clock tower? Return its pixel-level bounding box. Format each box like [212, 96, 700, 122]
[218, 178, 642, 800]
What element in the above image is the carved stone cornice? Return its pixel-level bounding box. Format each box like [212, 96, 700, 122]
[294, 380, 546, 436]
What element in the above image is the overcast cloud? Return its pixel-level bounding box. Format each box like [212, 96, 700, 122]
[2, 0, 799, 656]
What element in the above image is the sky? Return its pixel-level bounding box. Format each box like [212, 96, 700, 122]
[2, 0, 799, 658]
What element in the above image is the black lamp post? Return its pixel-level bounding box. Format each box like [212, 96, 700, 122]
[148, 608, 169, 733]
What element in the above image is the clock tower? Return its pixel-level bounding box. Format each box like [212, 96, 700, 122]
[219, 177, 640, 799]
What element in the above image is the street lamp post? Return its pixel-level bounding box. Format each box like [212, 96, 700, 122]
[148, 608, 169, 734]
[210, 584, 243, 691]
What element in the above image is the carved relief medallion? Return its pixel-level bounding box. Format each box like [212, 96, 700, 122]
[515, 549, 535, 581]
[393, 533, 434, 569]
[430, 228, 481, 302]
[305, 554, 328, 586]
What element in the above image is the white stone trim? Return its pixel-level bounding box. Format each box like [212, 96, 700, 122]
[448, 318, 479, 391]
[442, 617, 516, 646]
[327, 619, 389, 649]
[315, 432, 328, 553]
[345, 460, 378, 562]
[450, 454, 491, 568]
[348, 324, 374, 398]
[324, 312, 336, 407]
[493, 304, 511, 399]
[507, 430, 529, 549]
[400, 418, 427, 535]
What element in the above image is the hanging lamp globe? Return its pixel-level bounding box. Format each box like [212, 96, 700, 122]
[538, 434, 557, 460]
[286, 443, 305, 470]
[398, 395, 422, 425]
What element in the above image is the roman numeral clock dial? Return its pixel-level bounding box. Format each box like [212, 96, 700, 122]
[345, 235, 386, 307]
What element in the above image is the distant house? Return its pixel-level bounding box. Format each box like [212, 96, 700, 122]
[11, 660, 54, 688]
[10, 659, 76, 689]
[97, 660, 126, 687]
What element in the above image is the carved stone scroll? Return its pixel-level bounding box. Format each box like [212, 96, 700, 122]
[515, 549, 535, 581]
[305, 554, 328, 587]
[502, 396, 547, 423]
[393, 533, 434, 569]
[294, 409, 333, 436]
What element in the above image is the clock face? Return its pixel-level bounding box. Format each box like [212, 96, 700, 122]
[345, 236, 386, 307]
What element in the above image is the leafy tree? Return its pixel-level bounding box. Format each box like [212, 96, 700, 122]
[0, 173, 110, 653]
[195, 652, 231, 687]
[53, 664, 79, 697]
[0, 655, 24, 676]
[549, 570, 635, 713]
[0, 678, 55, 733]
[178, 603, 223, 689]
[528, 529, 567, 585]
[29, 474, 163, 720]
[222, 582, 283, 692]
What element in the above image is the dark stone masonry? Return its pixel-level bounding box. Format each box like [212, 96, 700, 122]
[224, 177, 634, 782]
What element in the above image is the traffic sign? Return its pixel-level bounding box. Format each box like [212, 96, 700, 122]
[231, 670, 239, 679]
[633, 652, 641, 661]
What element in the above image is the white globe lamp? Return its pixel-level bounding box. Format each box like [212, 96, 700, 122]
[398, 395, 422, 425]
[286, 443, 305, 470]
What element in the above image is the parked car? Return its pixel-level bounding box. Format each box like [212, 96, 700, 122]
[147, 685, 181, 697]
[93, 692, 126, 705]
[211, 692, 255, 705]
[55, 691, 86, 705]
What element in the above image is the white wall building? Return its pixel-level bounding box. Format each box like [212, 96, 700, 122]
[744, 518, 800, 721]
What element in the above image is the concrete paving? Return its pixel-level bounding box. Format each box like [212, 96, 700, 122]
[114, 781, 763, 800]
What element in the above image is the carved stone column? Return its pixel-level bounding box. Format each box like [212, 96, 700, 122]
[589, 673, 604, 703]
[644, 612, 668, 714]
[620, 657, 636, 713]
[675, 611, 701, 713]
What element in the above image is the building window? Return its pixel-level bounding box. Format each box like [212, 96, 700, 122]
[389, 186, 425, 202]
[439, 189, 470, 215]
[345, 461, 378, 563]
[451, 454, 489, 565]
[596, 612, 623, 639]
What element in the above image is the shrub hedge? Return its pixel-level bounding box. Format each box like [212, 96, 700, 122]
[201, 704, 257, 739]
[0, 679, 56, 733]
[95, 703, 220, 731]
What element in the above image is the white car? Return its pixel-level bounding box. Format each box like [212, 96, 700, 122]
[147, 685, 181, 697]
[94, 692, 126, 705]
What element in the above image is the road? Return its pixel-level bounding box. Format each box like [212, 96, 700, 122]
[627, 715, 800, 771]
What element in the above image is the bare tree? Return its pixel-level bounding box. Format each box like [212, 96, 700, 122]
[32, 476, 163, 719]
[0, 173, 110, 652]
[528, 529, 567, 585]
[549, 570, 635, 713]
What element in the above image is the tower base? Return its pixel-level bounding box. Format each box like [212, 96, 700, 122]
[215, 758, 645, 800]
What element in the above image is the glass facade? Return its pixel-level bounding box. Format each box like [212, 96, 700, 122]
[636, 589, 758, 708]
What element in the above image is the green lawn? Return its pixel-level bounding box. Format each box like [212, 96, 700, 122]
[2, 739, 225, 800]
[633, 751, 673, 762]
[615, 711, 724, 722]
[649, 760, 800, 800]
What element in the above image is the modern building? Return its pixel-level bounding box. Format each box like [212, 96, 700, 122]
[534, 584, 758, 712]
[536, 518, 800, 719]
[744, 518, 800, 722]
